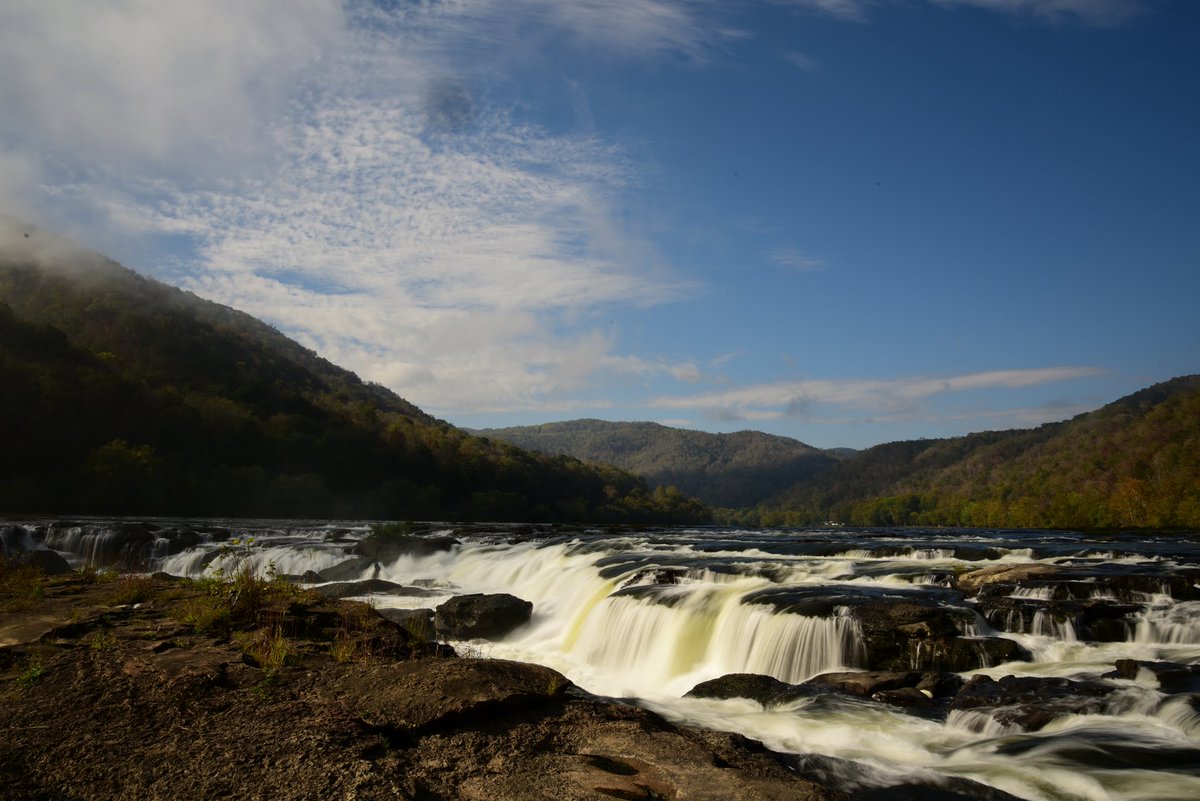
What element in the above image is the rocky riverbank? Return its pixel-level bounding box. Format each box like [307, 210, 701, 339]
[1, 567, 855, 801]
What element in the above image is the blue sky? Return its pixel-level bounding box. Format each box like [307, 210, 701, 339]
[1, 0, 1196, 449]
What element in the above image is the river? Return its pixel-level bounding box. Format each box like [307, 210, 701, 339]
[11, 521, 1200, 800]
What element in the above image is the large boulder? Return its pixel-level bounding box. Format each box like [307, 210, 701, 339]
[685, 673, 820, 706]
[22, 549, 73, 576]
[318, 556, 379, 582]
[808, 670, 963, 702]
[434, 593, 533, 640]
[376, 608, 437, 642]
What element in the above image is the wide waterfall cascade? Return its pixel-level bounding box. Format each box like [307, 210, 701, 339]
[13, 520, 1200, 801]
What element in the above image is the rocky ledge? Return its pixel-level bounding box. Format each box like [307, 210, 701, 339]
[1, 569, 845, 801]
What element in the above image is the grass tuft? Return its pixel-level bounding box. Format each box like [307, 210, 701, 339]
[107, 574, 157, 605]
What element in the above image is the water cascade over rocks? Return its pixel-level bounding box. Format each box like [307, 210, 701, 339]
[9, 519, 1200, 801]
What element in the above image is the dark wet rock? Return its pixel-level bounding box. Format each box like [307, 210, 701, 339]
[850, 601, 1027, 673]
[618, 567, 686, 588]
[808, 670, 963, 700]
[789, 754, 1025, 801]
[1108, 659, 1200, 692]
[0, 524, 31, 556]
[21, 549, 73, 576]
[807, 670, 963, 710]
[434, 593, 533, 640]
[148, 571, 184, 582]
[743, 585, 1026, 673]
[685, 673, 821, 706]
[301, 570, 323, 583]
[310, 579, 435, 600]
[992, 727, 1200, 773]
[376, 608, 437, 641]
[317, 556, 379, 581]
[949, 674, 1118, 732]
[1080, 599, 1139, 641]
[352, 533, 459, 562]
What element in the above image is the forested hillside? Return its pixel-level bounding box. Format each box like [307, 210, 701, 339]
[475, 419, 840, 507]
[740, 376, 1200, 529]
[0, 222, 707, 523]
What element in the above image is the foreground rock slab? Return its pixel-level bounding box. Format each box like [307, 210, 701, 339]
[0, 574, 847, 801]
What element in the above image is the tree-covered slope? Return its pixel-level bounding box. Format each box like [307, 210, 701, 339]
[0, 223, 707, 523]
[757, 376, 1200, 529]
[475, 419, 840, 507]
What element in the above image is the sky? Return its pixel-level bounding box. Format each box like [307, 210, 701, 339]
[1, 0, 1197, 450]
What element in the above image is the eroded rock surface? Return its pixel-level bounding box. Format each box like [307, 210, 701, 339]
[0, 575, 848, 801]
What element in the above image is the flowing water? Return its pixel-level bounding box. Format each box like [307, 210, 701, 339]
[9, 521, 1200, 801]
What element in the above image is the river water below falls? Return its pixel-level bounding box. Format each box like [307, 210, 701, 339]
[15, 521, 1200, 801]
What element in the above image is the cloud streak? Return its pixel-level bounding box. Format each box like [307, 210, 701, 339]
[648, 367, 1105, 423]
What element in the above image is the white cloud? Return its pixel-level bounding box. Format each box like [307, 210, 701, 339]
[649, 367, 1104, 422]
[0, 0, 343, 170]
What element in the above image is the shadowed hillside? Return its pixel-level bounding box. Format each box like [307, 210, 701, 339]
[0, 222, 707, 524]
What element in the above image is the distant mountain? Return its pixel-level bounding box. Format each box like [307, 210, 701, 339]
[0, 221, 706, 523]
[757, 376, 1200, 529]
[480, 377, 1200, 530]
[473, 419, 841, 508]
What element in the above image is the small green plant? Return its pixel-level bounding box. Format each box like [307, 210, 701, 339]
[77, 565, 117, 585]
[237, 625, 295, 677]
[330, 603, 375, 664]
[107, 574, 157, 605]
[88, 630, 119, 651]
[16, 659, 46, 690]
[172, 594, 233, 635]
[178, 538, 308, 636]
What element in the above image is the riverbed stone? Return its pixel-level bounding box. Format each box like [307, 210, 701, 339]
[686, 673, 821, 706]
[949, 674, 1118, 732]
[434, 593, 533, 640]
[352, 533, 459, 562]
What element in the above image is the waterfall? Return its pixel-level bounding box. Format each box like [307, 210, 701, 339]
[1031, 609, 1078, 641]
[569, 590, 864, 688]
[1133, 601, 1200, 645]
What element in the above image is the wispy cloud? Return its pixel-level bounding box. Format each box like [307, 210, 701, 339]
[783, 51, 821, 72]
[770, 247, 826, 271]
[777, 1, 872, 23]
[776, 0, 1146, 26]
[929, 0, 1146, 27]
[649, 367, 1105, 422]
[0, 1, 705, 417]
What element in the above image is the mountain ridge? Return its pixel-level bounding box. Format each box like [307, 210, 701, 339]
[474, 419, 843, 508]
[0, 223, 706, 523]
